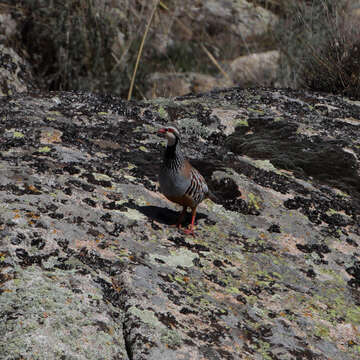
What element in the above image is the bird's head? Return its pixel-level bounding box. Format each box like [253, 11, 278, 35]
[158, 126, 180, 146]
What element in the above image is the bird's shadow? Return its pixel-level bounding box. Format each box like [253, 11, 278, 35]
[138, 205, 207, 226]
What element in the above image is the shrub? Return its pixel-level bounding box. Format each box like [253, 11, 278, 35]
[18, 0, 119, 92]
[275, 0, 360, 99]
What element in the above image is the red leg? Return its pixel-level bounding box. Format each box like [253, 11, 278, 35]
[183, 207, 197, 236]
[172, 206, 187, 228]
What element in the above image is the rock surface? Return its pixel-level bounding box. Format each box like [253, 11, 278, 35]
[0, 44, 35, 96]
[0, 87, 360, 359]
[229, 50, 280, 87]
[145, 72, 232, 99]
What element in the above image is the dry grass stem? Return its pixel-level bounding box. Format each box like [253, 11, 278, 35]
[159, 1, 192, 38]
[127, 0, 160, 101]
[201, 44, 231, 82]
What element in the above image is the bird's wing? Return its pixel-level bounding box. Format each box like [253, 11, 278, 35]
[184, 167, 208, 204]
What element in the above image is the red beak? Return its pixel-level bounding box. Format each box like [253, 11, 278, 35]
[158, 128, 166, 134]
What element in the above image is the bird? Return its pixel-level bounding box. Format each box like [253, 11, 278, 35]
[157, 125, 210, 235]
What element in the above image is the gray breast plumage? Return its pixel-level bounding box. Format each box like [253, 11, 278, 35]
[159, 165, 190, 198]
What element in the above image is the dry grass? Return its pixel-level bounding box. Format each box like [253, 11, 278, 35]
[8, 0, 274, 99]
[9, 0, 359, 99]
[275, 0, 360, 98]
[10, 0, 163, 96]
[127, 0, 160, 100]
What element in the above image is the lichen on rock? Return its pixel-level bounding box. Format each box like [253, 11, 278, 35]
[0, 87, 359, 359]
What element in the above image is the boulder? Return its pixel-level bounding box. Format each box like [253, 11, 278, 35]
[229, 50, 280, 87]
[0, 87, 359, 359]
[146, 72, 232, 98]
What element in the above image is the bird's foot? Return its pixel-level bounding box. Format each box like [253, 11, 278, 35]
[170, 221, 194, 236]
[183, 226, 195, 236]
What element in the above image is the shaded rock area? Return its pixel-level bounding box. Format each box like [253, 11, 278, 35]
[0, 87, 360, 359]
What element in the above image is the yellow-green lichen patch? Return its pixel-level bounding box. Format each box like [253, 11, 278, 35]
[150, 249, 198, 269]
[236, 119, 248, 127]
[47, 110, 62, 116]
[253, 159, 278, 172]
[126, 163, 136, 170]
[325, 208, 338, 216]
[142, 124, 157, 132]
[254, 270, 282, 289]
[129, 307, 164, 329]
[160, 329, 182, 348]
[247, 193, 262, 211]
[333, 188, 350, 197]
[13, 131, 24, 138]
[317, 267, 347, 284]
[256, 340, 272, 360]
[122, 174, 137, 182]
[169, 273, 209, 300]
[303, 286, 359, 329]
[38, 146, 52, 153]
[157, 106, 168, 120]
[247, 107, 265, 115]
[314, 323, 331, 339]
[345, 306, 360, 324]
[225, 287, 241, 295]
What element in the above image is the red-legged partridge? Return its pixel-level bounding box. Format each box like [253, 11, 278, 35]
[158, 126, 209, 235]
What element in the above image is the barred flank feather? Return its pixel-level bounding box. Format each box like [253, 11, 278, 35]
[185, 168, 208, 205]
